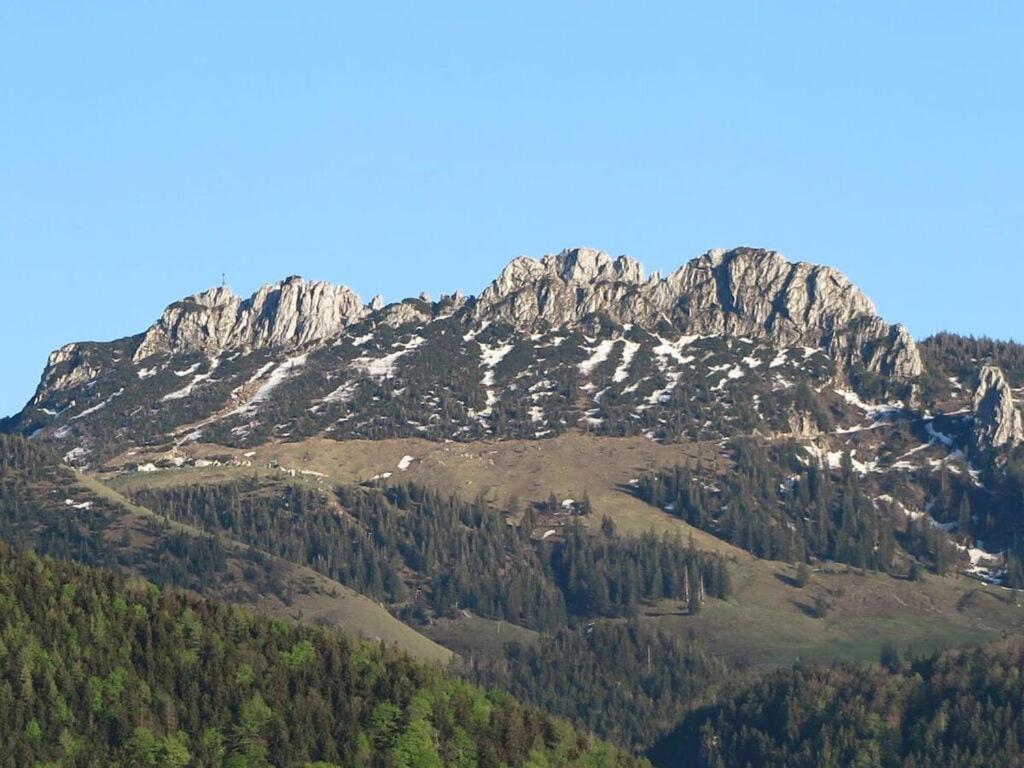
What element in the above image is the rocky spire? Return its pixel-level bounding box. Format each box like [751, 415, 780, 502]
[972, 364, 1023, 453]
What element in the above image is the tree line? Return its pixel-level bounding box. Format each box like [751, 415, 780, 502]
[132, 479, 733, 633]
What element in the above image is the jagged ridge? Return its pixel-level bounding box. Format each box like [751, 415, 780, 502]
[472, 247, 921, 379]
[40, 246, 921, 397]
[8, 245, 952, 468]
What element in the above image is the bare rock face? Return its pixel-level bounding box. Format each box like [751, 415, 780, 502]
[475, 248, 661, 329]
[34, 344, 102, 402]
[133, 276, 366, 361]
[29, 246, 923, 407]
[473, 246, 922, 379]
[972, 365, 1024, 452]
[376, 301, 431, 328]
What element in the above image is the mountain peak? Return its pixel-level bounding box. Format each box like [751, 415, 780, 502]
[22, 244, 926, 449]
[473, 247, 918, 379]
[133, 276, 366, 361]
[549, 247, 644, 284]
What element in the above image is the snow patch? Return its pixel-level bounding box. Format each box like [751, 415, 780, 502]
[323, 381, 356, 404]
[579, 339, 616, 376]
[162, 359, 220, 401]
[478, 340, 514, 417]
[173, 363, 200, 377]
[71, 388, 124, 419]
[612, 340, 640, 383]
[230, 354, 308, 415]
[355, 337, 425, 377]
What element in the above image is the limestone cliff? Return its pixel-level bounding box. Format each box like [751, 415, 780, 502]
[972, 364, 1024, 453]
[472, 247, 922, 379]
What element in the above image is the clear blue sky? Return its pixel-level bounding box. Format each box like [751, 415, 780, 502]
[2, 3, 1022, 417]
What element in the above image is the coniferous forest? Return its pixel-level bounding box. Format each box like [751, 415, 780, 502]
[6, 421, 1024, 766]
[635, 438, 964, 573]
[654, 641, 1024, 768]
[131, 480, 732, 632]
[0, 541, 641, 768]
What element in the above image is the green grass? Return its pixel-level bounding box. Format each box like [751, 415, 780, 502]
[641, 557, 1018, 670]
[422, 615, 541, 659]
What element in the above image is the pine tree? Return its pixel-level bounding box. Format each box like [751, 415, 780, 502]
[795, 561, 810, 588]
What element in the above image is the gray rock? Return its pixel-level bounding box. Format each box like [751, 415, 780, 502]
[473, 246, 922, 379]
[35, 246, 924, 402]
[35, 343, 101, 400]
[972, 364, 1023, 452]
[133, 276, 366, 361]
[377, 301, 431, 328]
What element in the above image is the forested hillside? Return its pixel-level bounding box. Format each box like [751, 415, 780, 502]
[129, 478, 735, 749]
[920, 333, 1024, 390]
[0, 541, 643, 768]
[1, 434, 735, 755]
[131, 480, 732, 631]
[654, 641, 1024, 768]
[635, 438, 965, 573]
[461, 623, 730, 751]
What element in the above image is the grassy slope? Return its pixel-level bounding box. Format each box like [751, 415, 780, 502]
[105, 433, 1024, 670]
[75, 472, 452, 665]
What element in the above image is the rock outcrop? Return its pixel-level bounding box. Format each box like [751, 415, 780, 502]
[30, 246, 924, 406]
[473, 247, 922, 379]
[133, 276, 367, 361]
[972, 365, 1023, 453]
[35, 344, 103, 400]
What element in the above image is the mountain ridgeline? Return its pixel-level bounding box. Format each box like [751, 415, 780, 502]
[7, 246, 1024, 572]
[9, 247, 933, 465]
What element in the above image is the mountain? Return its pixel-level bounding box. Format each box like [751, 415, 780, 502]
[8, 244, 1024, 584]
[4, 246, 1024, 765]
[9, 246, 1024, 564]
[9, 247, 926, 466]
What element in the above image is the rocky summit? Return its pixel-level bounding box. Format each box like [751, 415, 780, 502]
[132, 276, 368, 360]
[3, 246, 1018, 487]
[473, 247, 922, 380]
[117, 247, 922, 381]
